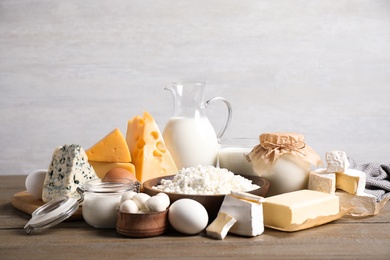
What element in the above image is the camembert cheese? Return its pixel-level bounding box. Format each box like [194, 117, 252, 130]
[219, 191, 265, 237]
[326, 151, 350, 173]
[335, 169, 366, 195]
[86, 128, 131, 163]
[263, 190, 339, 230]
[206, 212, 237, 240]
[308, 169, 336, 194]
[126, 111, 178, 182]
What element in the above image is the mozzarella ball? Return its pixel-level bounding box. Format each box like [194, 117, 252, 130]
[145, 196, 168, 212]
[120, 200, 139, 213]
[156, 192, 170, 208]
[168, 199, 208, 235]
[131, 193, 151, 210]
[120, 191, 138, 203]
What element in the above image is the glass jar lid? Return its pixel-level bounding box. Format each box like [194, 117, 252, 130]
[24, 196, 79, 234]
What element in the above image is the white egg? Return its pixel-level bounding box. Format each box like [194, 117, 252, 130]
[25, 169, 47, 200]
[168, 198, 209, 235]
[119, 200, 139, 213]
[131, 193, 151, 210]
[120, 191, 138, 203]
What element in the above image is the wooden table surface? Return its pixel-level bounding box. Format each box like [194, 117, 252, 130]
[1, 175, 390, 259]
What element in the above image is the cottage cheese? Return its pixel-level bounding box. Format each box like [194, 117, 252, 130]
[153, 165, 259, 195]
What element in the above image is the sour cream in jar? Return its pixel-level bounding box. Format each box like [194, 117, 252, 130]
[80, 178, 138, 228]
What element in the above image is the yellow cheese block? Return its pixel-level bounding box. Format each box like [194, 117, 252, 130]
[86, 128, 131, 163]
[263, 190, 339, 230]
[335, 169, 366, 195]
[89, 161, 136, 179]
[126, 111, 178, 182]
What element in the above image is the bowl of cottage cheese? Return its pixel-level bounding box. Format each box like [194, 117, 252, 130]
[142, 165, 270, 222]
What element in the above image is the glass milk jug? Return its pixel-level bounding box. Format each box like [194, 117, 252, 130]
[162, 82, 232, 169]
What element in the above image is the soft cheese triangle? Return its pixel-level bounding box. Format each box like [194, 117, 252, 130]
[219, 191, 264, 237]
[126, 111, 178, 182]
[42, 144, 98, 202]
[206, 212, 237, 240]
[86, 128, 131, 163]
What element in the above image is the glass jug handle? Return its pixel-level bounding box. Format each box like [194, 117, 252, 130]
[205, 97, 232, 139]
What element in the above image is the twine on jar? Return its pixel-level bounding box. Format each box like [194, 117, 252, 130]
[246, 133, 322, 167]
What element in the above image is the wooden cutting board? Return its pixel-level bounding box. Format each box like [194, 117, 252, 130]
[12, 191, 83, 221]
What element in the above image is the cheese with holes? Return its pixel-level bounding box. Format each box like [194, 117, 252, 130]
[126, 111, 178, 182]
[308, 169, 336, 194]
[263, 190, 339, 229]
[89, 161, 136, 179]
[326, 151, 350, 173]
[206, 212, 237, 240]
[42, 144, 98, 202]
[219, 192, 264, 237]
[86, 128, 131, 163]
[336, 169, 366, 195]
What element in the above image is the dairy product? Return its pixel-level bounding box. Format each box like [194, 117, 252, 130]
[263, 190, 339, 230]
[308, 169, 336, 194]
[89, 161, 136, 179]
[336, 169, 366, 195]
[82, 192, 122, 228]
[163, 117, 220, 169]
[219, 191, 264, 237]
[42, 144, 97, 202]
[81, 178, 134, 228]
[336, 191, 389, 216]
[86, 128, 131, 163]
[153, 165, 259, 195]
[206, 212, 237, 240]
[126, 111, 178, 182]
[218, 147, 256, 176]
[326, 151, 350, 173]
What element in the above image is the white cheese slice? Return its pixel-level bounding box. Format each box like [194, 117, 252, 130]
[42, 144, 98, 202]
[308, 169, 336, 194]
[206, 212, 237, 240]
[335, 169, 366, 195]
[336, 191, 382, 216]
[326, 151, 350, 173]
[219, 193, 264, 237]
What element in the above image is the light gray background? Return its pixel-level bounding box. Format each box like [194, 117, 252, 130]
[1, 0, 389, 175]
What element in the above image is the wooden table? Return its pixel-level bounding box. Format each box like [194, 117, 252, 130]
[1, 175, 390, 259]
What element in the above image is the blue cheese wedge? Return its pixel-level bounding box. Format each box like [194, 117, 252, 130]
[42, 144, 98, 202]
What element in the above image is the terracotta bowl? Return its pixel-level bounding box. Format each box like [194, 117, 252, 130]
[142, 174, 270, 223]
[116, 209, 168, 238]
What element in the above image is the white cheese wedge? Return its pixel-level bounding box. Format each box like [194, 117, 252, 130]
[326, 151, 350, 173]
[42, 144, 98, 202]
[219, 192, 264, 237]
[336, 191, 380, 216]
[263, 190, 339, 230]
[335, 169, 366, 195]
[206, 212, 237, 240]
[308, 169, 336, 194]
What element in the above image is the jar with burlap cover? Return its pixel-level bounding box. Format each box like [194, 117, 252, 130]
[246, 132, 322, 196]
